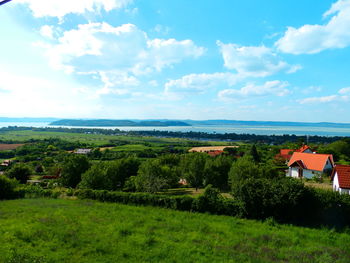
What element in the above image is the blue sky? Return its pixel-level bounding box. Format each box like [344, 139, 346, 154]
[1, 0, 350, 122]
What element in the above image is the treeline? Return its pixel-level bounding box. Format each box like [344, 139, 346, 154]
[128, 130, 344, 144]
[0, 126, 121, 136]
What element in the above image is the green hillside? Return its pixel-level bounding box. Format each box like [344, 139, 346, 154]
[0, 198, 349, 263]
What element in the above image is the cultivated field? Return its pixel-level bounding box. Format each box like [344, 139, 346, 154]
[189, 146, 239, 152]
[0, 198, 349, 263]
[0, 143, 24, 150]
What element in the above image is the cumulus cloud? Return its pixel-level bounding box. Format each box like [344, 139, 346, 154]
[17, 0, 132, 19]
[299, 87, 350, 104]
[218, 80, 290, 101]
[0, 66, 97, 117]
[217, 41, 300, 77]
[164, 72, 240, 99]
[38, 22, 205, 75]
[276, 0, 350, 54]
[39, 25, 55, 39]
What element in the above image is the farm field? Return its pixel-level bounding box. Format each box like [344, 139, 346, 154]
[0, 144, 24, 150]
[189, 146, 239, 152]
[0, 198, 349, 263]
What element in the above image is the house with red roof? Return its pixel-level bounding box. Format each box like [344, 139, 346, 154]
[276, 144, 313, 162]
[332, 165, 350, 194]
[287, 152, 334, 179]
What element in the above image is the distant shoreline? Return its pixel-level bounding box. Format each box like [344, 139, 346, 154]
[1, 117, 350, 128]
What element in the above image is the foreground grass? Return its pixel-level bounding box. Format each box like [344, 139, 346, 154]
[0, 199, 349, 263]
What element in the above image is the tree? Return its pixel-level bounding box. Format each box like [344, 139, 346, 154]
[79, 162, 109, 190]
[228, 156, 260, 189]
[203, 155, 233, 190]
[0, 175, 19, 200]
[249, 144, 261, 163]
[60, 155, 90, 188]
[135, 159, 178, 193]
[180, 153, 208, 190]
[106, 157, 140, 190]
[6, 163, 32, 184]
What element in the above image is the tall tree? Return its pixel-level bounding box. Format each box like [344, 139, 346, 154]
[250, 144, 261, 163]
[180, 153, 208, 190]
[60, 155, 90, 188]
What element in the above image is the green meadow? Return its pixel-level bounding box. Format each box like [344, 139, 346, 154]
[1, 198, 349, 263]
[0, 130, 231, 148]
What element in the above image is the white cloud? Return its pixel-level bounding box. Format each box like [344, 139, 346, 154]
[17, 0, 132, 19]
[339, 87, 350, 94]
[164, 72, 240, 100]
[299, 87, 350, 104]
[39, 25, 54, 39]
[217, 41, 300, 77]
[218, 80, 290, 101]
[0, 67, 97, 117]
[276, 0, 350, 54]
[38, 22, 205, 75]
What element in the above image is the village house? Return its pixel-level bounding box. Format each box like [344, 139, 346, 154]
[287, 152, 334, 179]
[332, 165, 350, 195]
[275, 144, 313, 162]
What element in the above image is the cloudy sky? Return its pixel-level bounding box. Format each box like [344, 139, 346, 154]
[1, 0, 350, 122]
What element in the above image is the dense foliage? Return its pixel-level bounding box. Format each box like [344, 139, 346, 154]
[0, 175, 23, 200]
[5, 163, 32, 184]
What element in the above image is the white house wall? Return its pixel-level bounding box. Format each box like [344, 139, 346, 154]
[289, 167, 299, 178]
[333, 172, 350, 195]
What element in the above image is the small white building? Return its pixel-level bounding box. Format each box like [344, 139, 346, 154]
[332, 165, 350, 194]
[75, 149, 92, 155]
[287, 152, 334, 179]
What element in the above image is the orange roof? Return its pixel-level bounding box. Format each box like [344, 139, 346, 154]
[296, 145, 312, 153]
[332, 165, 350, 189]
[277, 149, 295, 160]
[280, 149, 295, 155]
[207, 150, 224, 157]
[288, 152, 334, 172]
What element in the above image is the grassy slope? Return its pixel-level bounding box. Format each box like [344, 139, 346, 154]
[1, 199, 349, 263]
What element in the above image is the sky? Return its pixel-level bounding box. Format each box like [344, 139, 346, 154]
[1, 0, 350, 122]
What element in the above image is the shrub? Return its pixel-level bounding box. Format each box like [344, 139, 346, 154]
[0, 175, 23, 200]
[5, 163, 32, 184]
[232, 177, 307, 221]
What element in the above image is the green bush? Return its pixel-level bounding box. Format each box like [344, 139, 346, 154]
[0, 175, 23, 200]
[5, 163, 32, 184]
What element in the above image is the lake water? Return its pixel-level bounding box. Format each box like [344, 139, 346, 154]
[1, 122, 350, 136]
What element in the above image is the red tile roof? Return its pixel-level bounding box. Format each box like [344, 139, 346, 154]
[288, 152, 334, 172]
[207, 150, 224, 157]
[296, 145, 312, 153]
[333, 165, 350, 189]
[277, 149, 295, 160]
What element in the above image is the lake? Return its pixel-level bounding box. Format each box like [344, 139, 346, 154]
[1, 122, 350, 136]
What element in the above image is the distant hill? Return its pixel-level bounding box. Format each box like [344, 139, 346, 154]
[50, 119, 191, 127]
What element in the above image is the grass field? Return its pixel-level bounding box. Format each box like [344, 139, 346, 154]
[0, 130, 232, 148]
[0, 144, 24, 150]
[0, 199, 349, 263]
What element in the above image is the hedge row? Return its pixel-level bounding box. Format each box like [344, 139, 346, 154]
[74, 188, 242, 216]
[19, 184, 350, 229]
[19, 185, 241, 216]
